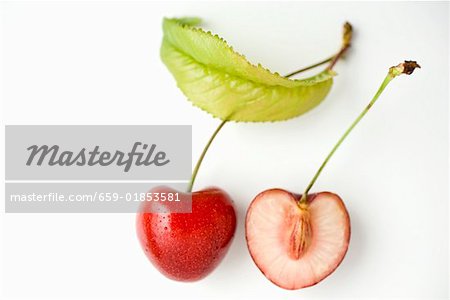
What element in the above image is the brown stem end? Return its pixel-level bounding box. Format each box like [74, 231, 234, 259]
[389, 61, 421, 77]
[327, 21, 353, 70]
[342, 21, 353, 48]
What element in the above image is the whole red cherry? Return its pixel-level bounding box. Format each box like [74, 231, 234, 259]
[136, 186, 237, 281]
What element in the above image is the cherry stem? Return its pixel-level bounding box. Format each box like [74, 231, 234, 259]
[327, 22, 353, 71]
[299, 61, 420, 204]
[187, 119, 227, 192]
[186, 59, 326, 193]
[187, 22, 354, 193]
[284, 22, 353, 77]
[186, 61, 325, 193]
[284, 56, 333, 78]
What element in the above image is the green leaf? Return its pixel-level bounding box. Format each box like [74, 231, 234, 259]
[161, 17, 335, 122]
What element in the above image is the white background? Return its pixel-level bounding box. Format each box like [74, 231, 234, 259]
[1, 1, 449, 299]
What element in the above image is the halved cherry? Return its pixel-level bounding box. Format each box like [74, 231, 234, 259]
[245, 61, 420, 289]
[246, 189, 350, 289]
